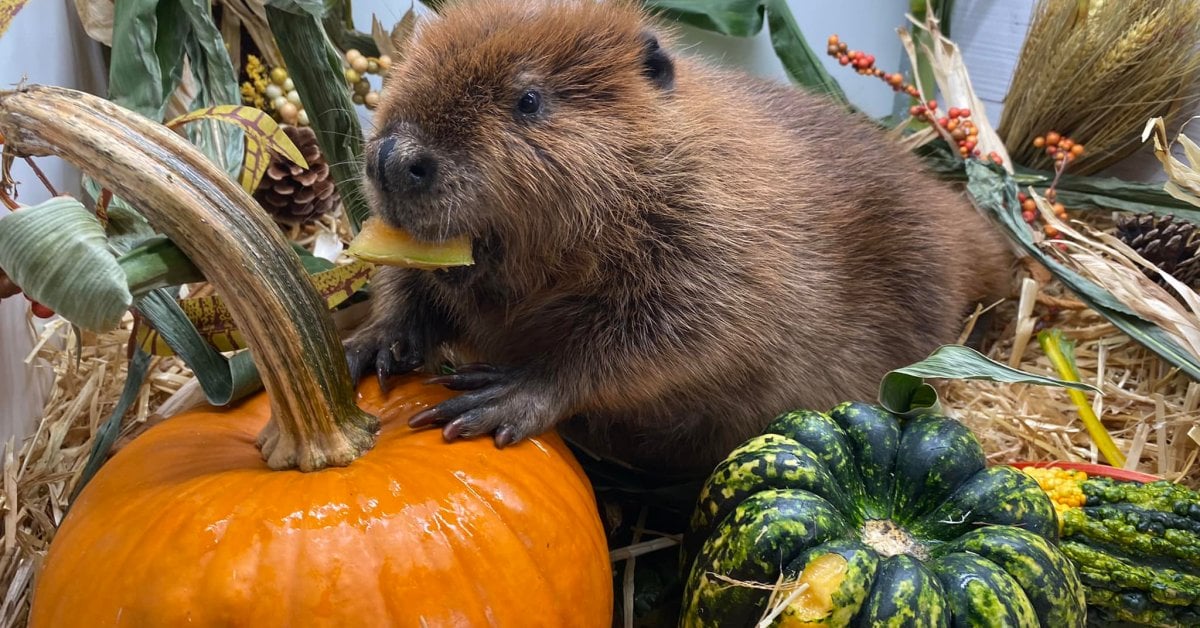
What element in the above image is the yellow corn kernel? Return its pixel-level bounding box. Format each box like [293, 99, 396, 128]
[1019, 466, 1087, 511]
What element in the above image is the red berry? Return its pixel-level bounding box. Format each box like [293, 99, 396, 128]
[927, 100, 938, 110]
[1018, 192, 1028, 202]
[948, 107, 961, 119]
[838, 55, 850, 66]
[958, 108, 970, 118]
[1022, 210, 1036, 222]
[909, 105, 924, 117]
[30, 301, 54, 319]
[938, 117, 949, 127]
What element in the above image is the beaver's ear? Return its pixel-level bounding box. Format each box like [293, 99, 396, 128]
[640, 32, 674, 90]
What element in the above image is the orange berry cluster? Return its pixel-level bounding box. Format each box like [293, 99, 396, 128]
[1018, 191, 1068, 245]
[1033, 131, 1085, 169]
[909, 102, 1005, 166]
[826, 35, 920, 98]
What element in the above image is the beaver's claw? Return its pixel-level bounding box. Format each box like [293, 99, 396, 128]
[343, 325, 426, 393]
[413, 366, 561, 448]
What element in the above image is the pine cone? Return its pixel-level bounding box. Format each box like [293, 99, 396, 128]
[253, 125, 339, 225]
[1114, 213, 1200, 291]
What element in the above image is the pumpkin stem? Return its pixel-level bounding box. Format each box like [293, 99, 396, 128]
[0, 85, 379, 471]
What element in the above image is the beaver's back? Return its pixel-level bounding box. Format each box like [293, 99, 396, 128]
[556, 57, 1014, 472]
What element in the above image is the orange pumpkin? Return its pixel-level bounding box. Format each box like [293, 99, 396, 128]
[30, 375, 613, 627]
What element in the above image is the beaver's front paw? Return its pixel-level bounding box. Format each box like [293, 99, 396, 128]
[342, 323, 428, 392]
[412, 365, 563, 448]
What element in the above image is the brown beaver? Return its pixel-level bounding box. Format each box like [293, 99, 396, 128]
[343, 0, 1013, 475]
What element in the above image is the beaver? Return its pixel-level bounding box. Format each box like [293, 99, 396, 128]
[343, 0, 1014, 475]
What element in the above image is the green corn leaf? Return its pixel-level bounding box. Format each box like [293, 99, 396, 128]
[879, 344, 1099, 417]
[136, 289, 263, 407]
[270, 0, 325, 19]
[267, 0, 371, 232]
[643, 0, 846, 104]
[71, 347, 152, 502]
[118, 235, 204, 297]
[964, 159, 1200, 380]
[918, 140, 1200, 222]
[0, 197, 131, 331]
[178, 0, 245, 180]
[107, 0, 189, 122]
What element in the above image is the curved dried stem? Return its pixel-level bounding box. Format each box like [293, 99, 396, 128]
[0, 84, 378, 471]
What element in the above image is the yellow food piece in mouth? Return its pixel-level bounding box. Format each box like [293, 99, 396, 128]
[346, 218, 474, 269]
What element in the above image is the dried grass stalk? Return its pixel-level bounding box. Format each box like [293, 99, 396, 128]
[1, 319, 188, 627]
[998, 0, 1200, 175]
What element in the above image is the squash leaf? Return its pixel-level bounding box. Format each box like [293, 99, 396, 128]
[879, 344, 1098, 417]
[0, 197, 132, 331]
[642, 0, 846, 104]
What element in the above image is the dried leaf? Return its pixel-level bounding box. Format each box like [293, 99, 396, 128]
[371, 13, 392, 59]
[898, 13, 1012, 172]
[71, 0, 113, 46]
[964, 159, 1200, 380]
[0, 0, 29, 38]
[1143, 116, 1200, 208]
[165, 104, 307, 193]
[390, 5, 419, 62]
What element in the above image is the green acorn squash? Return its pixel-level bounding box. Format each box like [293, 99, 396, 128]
[680, 402, 1087, 627]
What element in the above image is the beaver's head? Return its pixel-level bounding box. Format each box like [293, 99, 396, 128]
[364, 0, 677, 265]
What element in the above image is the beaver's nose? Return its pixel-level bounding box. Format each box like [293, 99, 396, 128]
[371, 136, 439, 195]
[398, 154, 438, 193]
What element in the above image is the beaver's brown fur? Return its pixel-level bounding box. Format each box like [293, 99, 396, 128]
[344, 0, 1014, 475]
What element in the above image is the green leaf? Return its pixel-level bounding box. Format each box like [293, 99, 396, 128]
[0, 197, 132, 331]
[644, 0, 767, 36]
[118, 235, 204, 297]
[963, 159, 1200, 381]
[136, 289, 262, 407]
[267, 0, 326, 19]
[71, 347, 152, 502]
[879, 344, 1099, 417]
[107, 0, 190, 121]
[178, 0, 245, 180]
[764, 0, 846, 103]
[643, 0, 847, 103]
[267, 3, 371, 232]
[919, 140, 1200, 222]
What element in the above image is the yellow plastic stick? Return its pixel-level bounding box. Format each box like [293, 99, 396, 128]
[1038, 330, 1126, 467]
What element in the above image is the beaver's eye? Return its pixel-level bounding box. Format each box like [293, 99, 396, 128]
[516, 90, 542, 116]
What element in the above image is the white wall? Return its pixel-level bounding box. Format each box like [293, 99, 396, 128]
[0, 0, 106, 446]
[352, 0, 911, 120]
